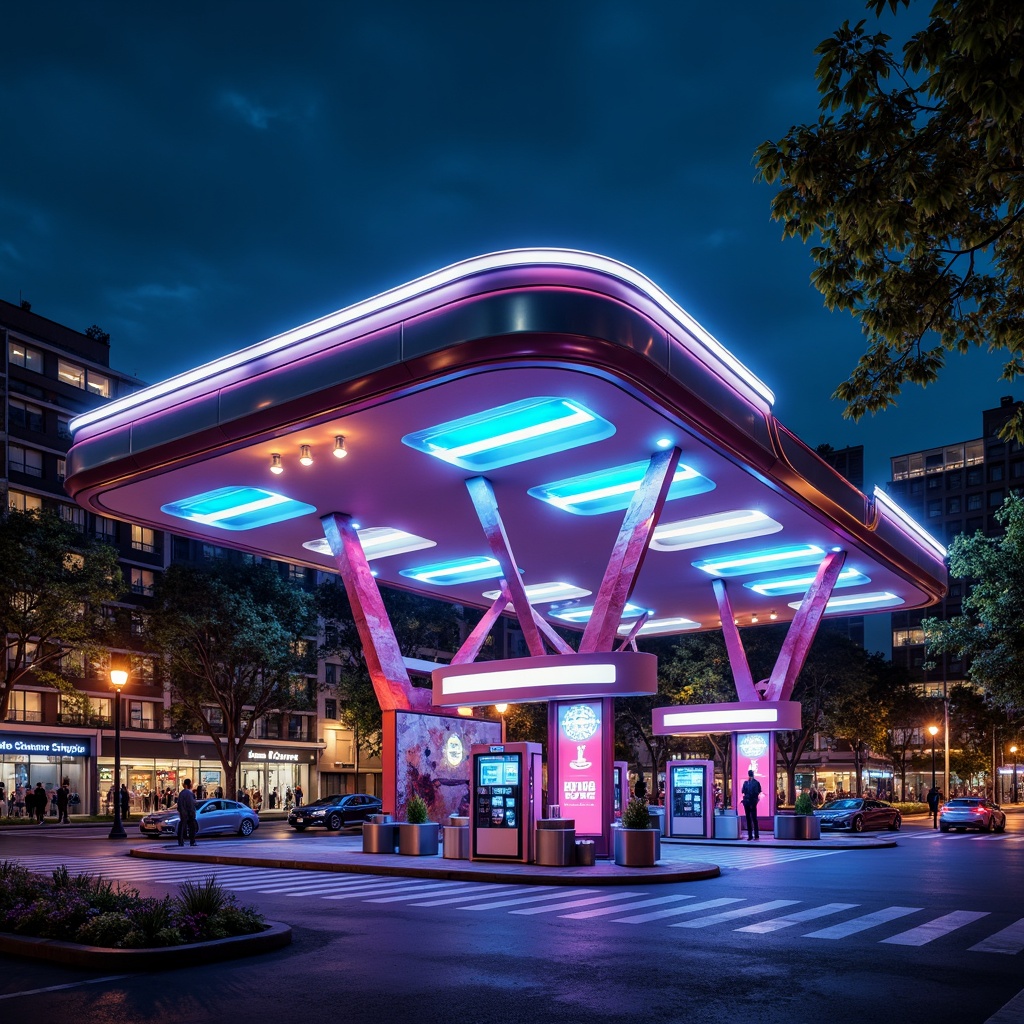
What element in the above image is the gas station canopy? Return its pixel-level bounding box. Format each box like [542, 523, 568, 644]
[66, 249, 947, 636]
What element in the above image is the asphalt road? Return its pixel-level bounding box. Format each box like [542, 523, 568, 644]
[3, 816, 1024, 1024]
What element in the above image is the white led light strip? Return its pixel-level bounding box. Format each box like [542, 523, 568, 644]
[432, 403, 595, 460]
[662, 708, 780, 727]
[70, 249, 774, 433]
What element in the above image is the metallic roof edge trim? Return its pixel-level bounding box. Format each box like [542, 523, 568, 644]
[69, 249, 774, 435]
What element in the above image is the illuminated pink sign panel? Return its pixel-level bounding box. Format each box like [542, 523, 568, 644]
[734, 730, 775, 818]
[556, 700, 604, 836]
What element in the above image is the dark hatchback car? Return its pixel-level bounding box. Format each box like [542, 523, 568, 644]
[288, 793, 383, 831]
[814, 797, 902, 832]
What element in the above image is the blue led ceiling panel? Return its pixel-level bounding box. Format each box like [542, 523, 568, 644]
[529, 461, 714, 516]
[692, 543, 826, 578]
[399, 556, 503, 586]
[744, 568, 870, 597]
[161, 487, 316, 531]
[549, 602, 647, 624]
[402, 396, 614, 471]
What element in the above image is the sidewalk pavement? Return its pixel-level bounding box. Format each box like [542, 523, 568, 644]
[128, 828, 895, 888]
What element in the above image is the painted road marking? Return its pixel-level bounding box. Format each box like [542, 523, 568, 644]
[970, 919, 1024, 955]
[671, 899, 799, 928]
[561, 894, 697, 920]
[737, 902, 859, 934]
[613, 897, 743, 924]
[510, 892, 642, 916]
[805, 906, 922, 939]
[881, 910, 991, 946]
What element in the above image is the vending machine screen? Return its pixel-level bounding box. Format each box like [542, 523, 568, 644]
[476, 754, 521, 830]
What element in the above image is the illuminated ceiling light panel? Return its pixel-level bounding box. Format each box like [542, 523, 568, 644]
[693, 543, 826, 578]
[787, 591, 904, 613]
[616, 616, 701, 636]
[399, 555, 503, 586]
[873, 487, 948, 558]
[651, 509, 782, 552]
[529, 461, 714, 516]
[303, 527, 436, 561]
[480, 581, 592, 605]
[549, 602, 646, 624]
[401, 396, 614, 472]
[744, 567, 870, 597]
[161, 487, 316, 532]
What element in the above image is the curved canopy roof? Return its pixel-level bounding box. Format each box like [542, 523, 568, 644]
[66, 249, 947, 637]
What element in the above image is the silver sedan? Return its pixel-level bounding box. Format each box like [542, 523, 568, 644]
[139, 798, 260, 839]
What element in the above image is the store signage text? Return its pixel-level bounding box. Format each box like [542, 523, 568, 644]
[0, 736, 90, 757]
[246, 749, 300, 762]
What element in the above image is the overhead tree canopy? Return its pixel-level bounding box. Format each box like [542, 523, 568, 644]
[755, 0, 1024, 439]
[924, 492, 1024, 713]
[0, 508, 122, 721]
[147, 559, 315, 798]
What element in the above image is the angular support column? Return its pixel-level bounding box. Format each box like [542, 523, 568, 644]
[762, 549, 847, 702]
[466, 476, 547, 657]
[320, 512, 431, 712]
[712, 580, 759, 702]
[580, 447, 680, 653]
[451, 587, 512, 666]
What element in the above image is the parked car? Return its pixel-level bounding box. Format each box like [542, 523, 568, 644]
[139, 798, 260, 839]
[814, 797, 902, 832]
[939, 797, 1007, 833]
[288, 793, 383, 831]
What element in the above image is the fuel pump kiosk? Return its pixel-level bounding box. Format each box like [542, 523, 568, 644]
[471, 742, 542, 862]
[666, 759, 714, 838]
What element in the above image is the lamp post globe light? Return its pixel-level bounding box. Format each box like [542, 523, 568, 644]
[108, 668, 128, 840]
[929, 725, 939, 789]
[1012, 744, 1019, 805]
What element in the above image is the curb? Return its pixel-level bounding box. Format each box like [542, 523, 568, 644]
[0, 920, 291, 971]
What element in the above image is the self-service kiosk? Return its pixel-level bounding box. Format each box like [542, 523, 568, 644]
[666, 759, 714, 838]
[613, 760, 629, 821]
[470, 742, 543, 862]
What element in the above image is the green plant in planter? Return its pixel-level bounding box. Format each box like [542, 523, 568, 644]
[621, 795, 653, 830]
[793, 793, 815, 816]
[406, 794, 429, 824]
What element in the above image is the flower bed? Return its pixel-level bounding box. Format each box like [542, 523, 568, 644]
[0, 860, 266, 949]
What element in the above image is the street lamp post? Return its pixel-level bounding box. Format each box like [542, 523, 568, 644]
[495, 704, 508, 743]
[1012, 745, 1019, 805]
[108, 669, 128, 840]
[928, 725, 939, 829]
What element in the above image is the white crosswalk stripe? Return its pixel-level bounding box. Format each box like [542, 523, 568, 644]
[5, 853, 1022, 954]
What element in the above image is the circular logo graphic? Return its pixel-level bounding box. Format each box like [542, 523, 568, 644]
[444, 734, 464, 767]
[738, 734, 768, 758]
[561, 704, 599, 742]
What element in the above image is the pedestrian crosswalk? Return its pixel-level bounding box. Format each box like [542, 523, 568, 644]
[902, 830, 1023, 841]
[9, 853, 1024, 955]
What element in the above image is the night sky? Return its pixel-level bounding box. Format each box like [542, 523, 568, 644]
[2, 1, 1010, 488]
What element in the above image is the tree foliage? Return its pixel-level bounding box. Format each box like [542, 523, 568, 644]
[147, 560, 315, 797]
[924, 492, 1024, 712]
[755, 0, 1024, 438]
[0, 508, 122, 720]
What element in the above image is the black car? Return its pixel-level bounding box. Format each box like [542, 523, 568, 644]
[288, 793, 383, 831]
[814, 797, 902, 832]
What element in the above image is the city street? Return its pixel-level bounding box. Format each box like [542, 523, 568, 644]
[2, 815, 1024, 1023]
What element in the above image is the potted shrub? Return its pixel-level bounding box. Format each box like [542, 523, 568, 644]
[613, 796, 660, 867]
[774, 791, 821, 840]
[397, 794, 439, 856]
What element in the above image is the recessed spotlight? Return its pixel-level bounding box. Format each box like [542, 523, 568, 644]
[270, 453, 283, 475]
[656, 437, 673, 449]
[333, 436, 347, 459]
[299, 445, 313, 466]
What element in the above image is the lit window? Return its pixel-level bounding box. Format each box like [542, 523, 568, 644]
[131, 525, 156, 553]
[58, 359, 86, 389]
[8, 340, 43, 372]
[131, 567, 155, 597]
[86, 372, 111, 398]
[7, 491, 42, 512]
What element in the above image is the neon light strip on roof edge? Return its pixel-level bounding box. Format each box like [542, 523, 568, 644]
[69, 248, 774, 433]
[662, 708, 780, 727]
[440, 662, 618, 696]
[873, 488, 948, 559]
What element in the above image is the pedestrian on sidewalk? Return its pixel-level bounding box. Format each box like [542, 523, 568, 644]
[176, 778, 198, 847]
[927, 785, 941, 829]
[741, 770, 762, 841]
[56, 781, 70, 824]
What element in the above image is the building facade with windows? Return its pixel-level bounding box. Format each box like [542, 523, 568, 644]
[1, 299, 330, 815]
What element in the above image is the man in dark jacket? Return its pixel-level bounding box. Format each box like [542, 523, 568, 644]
[741, 770, 762, 840]
[56, 782, 70, 824]
[176, 778, 198, 847]
[33, 782, 47, 823]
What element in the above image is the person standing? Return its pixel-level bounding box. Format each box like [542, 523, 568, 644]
[741, 770, 762, 841]
[33, 782, 47, 823]
[120, 784, 130, 821]
[56, 781, 70, 824]
[176, 778, 198, 847]
[927, 785, 941, 829]
[294, 784, 303, 807]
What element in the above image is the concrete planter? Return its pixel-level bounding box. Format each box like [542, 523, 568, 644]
[397, 822, 439, 856]
[773, 814, 821, 840]
[613, 827, 659, 867]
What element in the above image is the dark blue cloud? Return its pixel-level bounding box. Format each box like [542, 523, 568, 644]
[0, 1, 1008, 487]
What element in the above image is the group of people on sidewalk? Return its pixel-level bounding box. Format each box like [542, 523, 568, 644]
[1, 780, 76, 823]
